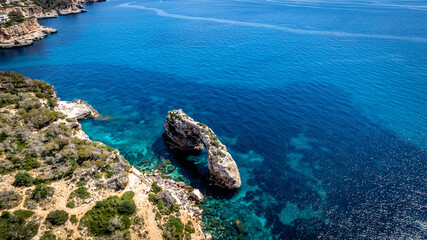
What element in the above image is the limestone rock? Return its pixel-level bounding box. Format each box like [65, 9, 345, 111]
[0, 18, 57, 49]
[190, 189, 204, 203]
[163, 109, 241, 189]
[56, 99, 98, 120]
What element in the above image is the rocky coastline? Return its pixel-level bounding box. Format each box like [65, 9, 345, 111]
[0, 18, 57, 48]
[0, 71, 207, 239]
[0, 0, 105, 48]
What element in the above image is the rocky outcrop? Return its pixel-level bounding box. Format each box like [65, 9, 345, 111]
[56, 99, 98, 120]
[0, 0, 107, 48]
[57, 3, 86, 15]
[163, 109, 241, 189]
[190, 189, 204, 203]
[4, 6, 58, 19]
[0, 18, 57, 48]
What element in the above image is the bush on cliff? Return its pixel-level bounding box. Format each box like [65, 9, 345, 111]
[30, 184, 54, 202]
[0, 190, 22, 210]
[13, 172, 34, 187]
[40, 231, 57, 240]
[163, 216, 185, 240]
[0, 210, 39, 240]
[46, 210, 69, 226]
[82, 195, 136, 237]
[0, 11, 25, 28]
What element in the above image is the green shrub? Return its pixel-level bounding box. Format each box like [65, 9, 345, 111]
[14, 210, 35, 220]
[35, 92, 45, 99]
[148, 193, 158, 203]
[76, 180, 87, 187]
[46, 210, 69, 226]
[185, 223, 195, 234]
[30, 184, 54, 202]
[0, 210, 39, 240]
[118, 200, 136, 215]
[22, 156, 40, 170]
[22, 108, 59, 129]
[163, 216, 184, 240]
[0, 132, 7, 142]
[40, 231, 57, 240]
[155, 211, 162, 221]
[82, 196, 135, 236]
[66, 201, 75, 209]
[70, 187, 90, 200]
[13, 172, 34, 187]
[121, 191, 135, 201]
[70, 215, 78, 224]
[151, 182, 161, 193]
[172, 204, 180, 213]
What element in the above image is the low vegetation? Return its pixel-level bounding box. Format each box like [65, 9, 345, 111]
[46, 210, 69, 226]
[0, 190, 22, 210]
[0, 11, 26, 28]
[0, 71, 133, 238]
[81, 191, 136, 237]
[0, 210, 39, 240]
[13, 172, 34, 187]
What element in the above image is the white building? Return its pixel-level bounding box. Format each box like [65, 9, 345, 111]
[0, 14, 9, 24]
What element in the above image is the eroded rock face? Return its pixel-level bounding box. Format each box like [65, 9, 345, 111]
[163, 109, 241, 189]
[0, 18, 57, 48]
[56, 99, 98, 120]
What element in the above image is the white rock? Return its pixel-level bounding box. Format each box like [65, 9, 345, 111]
[190, 189, 204, 203]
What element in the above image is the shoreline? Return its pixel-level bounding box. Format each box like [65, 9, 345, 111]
[0, 71, 207, 239]
[0, 0, 104, 49]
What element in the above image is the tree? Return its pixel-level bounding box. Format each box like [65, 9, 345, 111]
[13, 172, 34, 187]
[46, 210, 69, 226]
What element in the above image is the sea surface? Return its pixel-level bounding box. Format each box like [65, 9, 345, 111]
[1, 0, 426, 239]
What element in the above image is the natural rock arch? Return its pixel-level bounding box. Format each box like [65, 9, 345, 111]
[163, 109, 241, 189]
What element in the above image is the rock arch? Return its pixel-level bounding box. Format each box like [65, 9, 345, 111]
[163, 109, 241, 189]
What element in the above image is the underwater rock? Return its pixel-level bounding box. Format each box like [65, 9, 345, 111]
[163, 109, 241, 189]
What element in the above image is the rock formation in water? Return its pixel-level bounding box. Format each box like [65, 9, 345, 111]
[163, 109, 242, 189]
[0, 18, 57, 48]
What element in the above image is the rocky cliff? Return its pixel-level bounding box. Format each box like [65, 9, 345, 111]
[0, 0, 106, 48]
[164, 109, 241, 189]
[0, 18, 57, 48]
[3, 6, 58, 19]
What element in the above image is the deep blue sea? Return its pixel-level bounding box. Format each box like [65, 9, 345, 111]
[1, 0, 426, 239]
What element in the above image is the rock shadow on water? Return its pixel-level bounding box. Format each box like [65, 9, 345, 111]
[160, 137, 240, 199]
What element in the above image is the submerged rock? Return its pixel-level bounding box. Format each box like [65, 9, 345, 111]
[163, 109, 241, 189]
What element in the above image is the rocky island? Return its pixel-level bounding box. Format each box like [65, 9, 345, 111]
[0, 0, 105, 48]
[163, 109, 241, 189]
[0, 71, 207, 239]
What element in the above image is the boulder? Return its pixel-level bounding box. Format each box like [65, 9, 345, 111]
[190, 189, 204, 203]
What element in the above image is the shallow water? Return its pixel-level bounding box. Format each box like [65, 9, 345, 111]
[1, 0, 426, 239]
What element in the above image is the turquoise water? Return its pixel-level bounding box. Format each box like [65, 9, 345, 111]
[1, 0, 426, 239]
